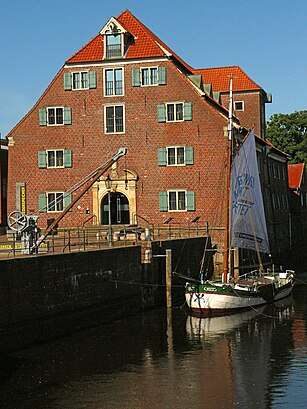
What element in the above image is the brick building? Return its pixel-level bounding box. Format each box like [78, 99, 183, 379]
[7, 10, 291, 267]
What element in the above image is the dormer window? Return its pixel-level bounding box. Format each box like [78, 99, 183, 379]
[100, 17, 133, 60]
[106, 34, 122, 59]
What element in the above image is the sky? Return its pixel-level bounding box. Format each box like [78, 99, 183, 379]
[1, 0, 306, 138]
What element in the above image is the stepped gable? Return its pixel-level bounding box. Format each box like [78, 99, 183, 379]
[66, 9, 193, 71]
[193, 66, 262, 92]
[288, 163, 305, 189]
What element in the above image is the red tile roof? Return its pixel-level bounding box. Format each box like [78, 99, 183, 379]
[193, 66, 261, 92]
[288, 163, 305, 189]
[66, 9, 192, 71]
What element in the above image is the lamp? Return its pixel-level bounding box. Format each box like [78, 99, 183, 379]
[105, 175, 112, 190]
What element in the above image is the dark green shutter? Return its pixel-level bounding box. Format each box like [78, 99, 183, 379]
[89, 71, 97, 89]
[158, 104, 166, 122]
[38, 193, 47, 212]
[158, 66, 166, 85]
[185, 146, 194, 165]
[38, 151, 47, 168]
[63, 107, 72, 125]
[158, 148, 167, 166]
[132, 68, 141, 87]
[63, 193, 72, 210]
[183, 102, 192, 121]
[39, 108, 47, 126]
[186, 191, 195, 211]
[64, 73, 72, 90]
[159, 192, 168, 211]
[63, 150, 72, 168]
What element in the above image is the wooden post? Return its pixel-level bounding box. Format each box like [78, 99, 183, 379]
[166, 249, 172, 309]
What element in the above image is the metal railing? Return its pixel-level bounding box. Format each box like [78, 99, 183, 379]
[0, 223, 215, 259]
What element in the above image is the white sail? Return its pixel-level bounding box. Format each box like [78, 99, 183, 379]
[230, 130, 270, 254]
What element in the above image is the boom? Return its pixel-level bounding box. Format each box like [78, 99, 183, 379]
[33, 147, 127, 251]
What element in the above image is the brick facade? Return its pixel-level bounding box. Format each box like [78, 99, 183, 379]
[6, 10, 292, 268]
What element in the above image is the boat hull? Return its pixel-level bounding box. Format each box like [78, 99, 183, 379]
[185, 276, 294, 314]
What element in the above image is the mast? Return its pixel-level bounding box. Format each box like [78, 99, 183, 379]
[222, 78, 233, 283]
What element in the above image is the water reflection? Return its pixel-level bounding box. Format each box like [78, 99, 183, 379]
[0, 285, 307, 408]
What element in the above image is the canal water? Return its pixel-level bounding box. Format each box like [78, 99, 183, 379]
[1, 281, 307, 408]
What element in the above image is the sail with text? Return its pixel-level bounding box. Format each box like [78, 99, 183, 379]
[230, 130, 270, 254]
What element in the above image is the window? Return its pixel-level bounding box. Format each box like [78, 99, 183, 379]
[38, 192, 72, 213]
[234, 101, 244, 111]
[167, 103, 183, 121]
[73, 72, 88, 89]
[105, 105, 124, 133]
[48, 107, 63, 125]
[132, 66, 166, 87]
[64, 71, 96, 90]
[106, 34, 122, 58]
[47, 150, 63, 168]
[104, 68, 123, 96]
[38, 150, 72, 169]
[39, 107, 72, 126]
[158, 146, 194, 166]
[159, 191, 195, 211]
[47, 192, 64, 212]
[141, 67, 157, 85]
[158, 102, 192, 122]
[169, 191, 186, 211]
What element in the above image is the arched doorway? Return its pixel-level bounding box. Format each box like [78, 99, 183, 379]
[101, 192, 130, 225]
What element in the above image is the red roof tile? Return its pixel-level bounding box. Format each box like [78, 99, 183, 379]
[288, 163, 305, 189]
[193, 66, 261, 92]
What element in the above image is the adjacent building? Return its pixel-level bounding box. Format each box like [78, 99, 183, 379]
[7, 10, 291, 268]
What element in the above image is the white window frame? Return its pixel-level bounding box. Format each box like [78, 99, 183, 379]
[47, 107, 64, 126]
[72, 71, 89, 90]
[166, 146, 185, 166]
[105, 33, 123, 59]
[104, 104, 125, 134]
[46, 192, 64, 213]
[104, 67, 124, 96]
[167, 190, 187, 211]
[46, 150, 64, 168]
[141, 67, 158, 86]
[166, 102, 184, 122]
[234, 101, 244, 112]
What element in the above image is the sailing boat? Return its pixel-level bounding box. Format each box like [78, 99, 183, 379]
[185, 81, 295, 314]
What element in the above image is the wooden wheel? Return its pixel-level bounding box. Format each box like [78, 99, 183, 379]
[7, 211, 27, 232]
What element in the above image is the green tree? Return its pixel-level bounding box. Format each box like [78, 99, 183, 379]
[266, 110, 307, 164]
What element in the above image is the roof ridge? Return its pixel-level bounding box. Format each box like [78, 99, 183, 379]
[117, 9, 193, 71]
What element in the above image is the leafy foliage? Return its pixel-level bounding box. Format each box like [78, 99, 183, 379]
[266, 111, 307, 164]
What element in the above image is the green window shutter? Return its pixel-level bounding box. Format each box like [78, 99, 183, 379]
[38, 151, 47, 168]
[159, 192, 168, 212]
[158, 104, 166, 122]
[158, 66, 166, 85]
[158, 148, 167, 166]
[63, 193, 72, 210]
[132, 68, 141, 87]
[63, 107, 72, 125]
[63, 150, 72, 168]
[39, 108, 47, 126]
[64, 73, 72, 90]
[38, 193, 47, 212]
[183, 102, 192, 121]
[186, 191, 195, 211]
[185, 146, 194, 165]
[89, 71, 97, 89]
